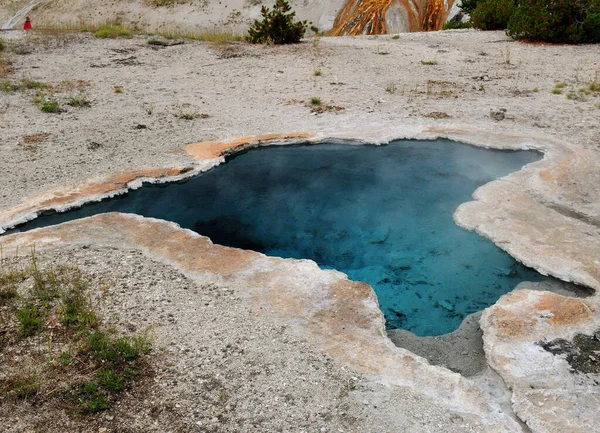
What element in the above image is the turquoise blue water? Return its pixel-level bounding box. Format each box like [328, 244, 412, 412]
[7, 140, 547, 335]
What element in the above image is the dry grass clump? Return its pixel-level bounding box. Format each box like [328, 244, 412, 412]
[0, 250, 152, 414]
[95, 22, 132, 39]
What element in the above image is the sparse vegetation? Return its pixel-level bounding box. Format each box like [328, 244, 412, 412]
[420, 60, 438, 66]
[95, 22, 132, 39]
[114, 86, 124, 94]
[552, 88, 563, 95]
[68, 96, 90, 107]
[0, 251, 151, 414]
[385, 81, 397, 94]
[33, 91, 61, 113]
[145, 0, 189, 6]
[247, 0, 307, 44]
[309, 97, 322, 106]
[313, 70, 322, 77]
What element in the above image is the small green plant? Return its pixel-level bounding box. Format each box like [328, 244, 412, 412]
[309, 97, 322, 105]
[391, 34, 400, 39]
[97, 369, 124, 391]
[313, 70, 322, 77]
[247, 0, 307, 44]
[479, 51, 488, 56]
[40, 99, 61, 113]
[552, 88, 563, 94]
[532, 87, 539, 92]
[75, 382, 109, 413]
[59, 351, 72, 366]
[94, 22, 132, 39]
[504, 49, 511, 64]
[17, 302, 44, 336]
[385, 81, 397, 94]
[589, 81, 600, 92]
[555, 82, 567, 89]
[114, 86, 124, 94]
[420, 60, 438, 65]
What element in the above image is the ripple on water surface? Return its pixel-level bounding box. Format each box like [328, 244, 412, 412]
[10, 140, 548, 336]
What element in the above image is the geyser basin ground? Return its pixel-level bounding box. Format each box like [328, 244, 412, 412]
[10, 139, 547, 335]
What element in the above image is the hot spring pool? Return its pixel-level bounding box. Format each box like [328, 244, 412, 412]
[6, 139, 548, 335]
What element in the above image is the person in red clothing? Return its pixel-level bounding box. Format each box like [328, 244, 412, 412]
[23, 16, 32, 30]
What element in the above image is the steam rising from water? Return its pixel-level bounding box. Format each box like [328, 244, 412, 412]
[9, 140, 547, 335]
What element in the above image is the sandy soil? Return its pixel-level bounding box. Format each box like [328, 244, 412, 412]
[1, 28, 600, 431]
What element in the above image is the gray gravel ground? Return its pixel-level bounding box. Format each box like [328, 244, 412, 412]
[1, 247, 493, 433]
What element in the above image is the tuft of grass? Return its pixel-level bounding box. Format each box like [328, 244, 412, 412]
[17, 303, 44, 336]
[391, 34, 400, 40]
[309, 97, 322, 106]
[385, 81, 397, 94]
[479, 51, 488, 56]
[94, 22, 132, 39]
[114, 86, 124, 94]
[589, 82, 600, 92]
[4, 372, 39, 399]
[551, 88, 563, 95]
[313, 70, 322, 77]
[177, 112, 200, 120]
[68, 96, 90, 107]
[555, 82, 567, 89]
[420, 60, 437, 66]
[532, 87, 539, 93]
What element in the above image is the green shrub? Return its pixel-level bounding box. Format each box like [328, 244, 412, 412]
[460, 0, 485, 14]
[507, 0, 600, 44]
[247, 0, 306, 44]
[471, 0, 517, 30]
[442, 20, 473, 30]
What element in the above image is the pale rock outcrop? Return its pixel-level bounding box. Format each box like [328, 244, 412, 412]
[481, 288, 600, 432]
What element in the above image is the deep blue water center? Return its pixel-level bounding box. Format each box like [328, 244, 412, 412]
[9, 140, 547, 335]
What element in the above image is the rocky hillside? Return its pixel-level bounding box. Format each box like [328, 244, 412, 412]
[1, 0, 459, 34]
